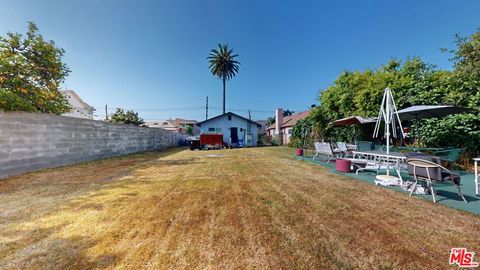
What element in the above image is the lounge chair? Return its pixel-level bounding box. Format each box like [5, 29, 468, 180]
[313, 142, 342, 162]
[406, 158, 467, 203]
[357, 141, 373, 152]
[335, 142, 351, 158]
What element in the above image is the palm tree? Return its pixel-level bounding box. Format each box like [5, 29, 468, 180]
[207, 44, 240, 114]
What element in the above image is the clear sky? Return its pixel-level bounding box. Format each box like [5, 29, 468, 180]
[1, 0, 479, 121]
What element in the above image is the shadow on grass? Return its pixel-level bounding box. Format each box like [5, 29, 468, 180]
[1, 227, 121, 269]
[436, 190, 480, 203]
[0, 147, 196, 267]
[156, 157, 205, 166]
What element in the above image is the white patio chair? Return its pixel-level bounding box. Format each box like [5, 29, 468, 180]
[313, 142, 341, 162]
[335, 142, 350, 157]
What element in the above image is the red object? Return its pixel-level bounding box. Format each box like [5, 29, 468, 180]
[200, 134, 224, 146]
[336, 159, 352, 173]
[295, 148, 304, 156]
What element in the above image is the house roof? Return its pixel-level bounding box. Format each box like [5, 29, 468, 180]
[255, 120, 267, 127]
[175, 118, 198, 124]
[61, 90, 95, 111]
[196, 112, 261, 127]
[142, 119, 177, 128]
[267, 109, 312, 130]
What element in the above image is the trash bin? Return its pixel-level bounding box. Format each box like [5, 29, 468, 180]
[190, 139, 200, 150]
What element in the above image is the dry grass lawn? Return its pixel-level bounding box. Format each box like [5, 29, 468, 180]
[1, 147, 479, 269]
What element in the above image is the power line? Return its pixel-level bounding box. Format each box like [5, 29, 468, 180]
[205, 96, 208, 120]
[93, 105, 307, 115]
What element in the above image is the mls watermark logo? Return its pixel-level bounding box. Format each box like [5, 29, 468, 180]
[449, 248, 479, 268]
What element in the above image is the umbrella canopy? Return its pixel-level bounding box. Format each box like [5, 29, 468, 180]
[397, 105, 472, 121]
[332, 116, 377, 126]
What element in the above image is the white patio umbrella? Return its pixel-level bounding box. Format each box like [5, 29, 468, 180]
[373, 88, 405, 181]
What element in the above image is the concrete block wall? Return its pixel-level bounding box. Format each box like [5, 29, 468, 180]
[0, 111, 187, 179]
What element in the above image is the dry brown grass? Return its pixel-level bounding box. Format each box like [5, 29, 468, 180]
[0, 147, 479, 269]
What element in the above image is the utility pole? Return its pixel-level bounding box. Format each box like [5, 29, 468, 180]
[205, 96, 208, 120]
[105, 104, 108, 121]
[247, 109, 251, 132]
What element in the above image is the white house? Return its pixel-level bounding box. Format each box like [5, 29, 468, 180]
[141, 118, 199, 135]
[141, 119, 178, 131]
[196, 112, 261, 147]
[61, 90, 95, 119]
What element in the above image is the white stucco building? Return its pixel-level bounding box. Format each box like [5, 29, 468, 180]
[61, 90, 95, 119]
[141, 118, 199, 135]
[141, 119, 178, 131]
[196, 112, 261, 147]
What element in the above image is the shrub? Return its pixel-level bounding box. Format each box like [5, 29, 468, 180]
[108, 108, 145, 125]
[290, 118, 313, 148]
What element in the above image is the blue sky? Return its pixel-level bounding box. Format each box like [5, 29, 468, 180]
[1, 0, 479, 120]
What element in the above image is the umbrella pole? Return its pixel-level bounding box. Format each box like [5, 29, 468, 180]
[415, 114, 419, 145]
[375, 88, 404, 183]
[386, 89, 390, 176]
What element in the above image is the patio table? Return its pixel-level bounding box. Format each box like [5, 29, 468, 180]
[352, 150, 406, 184]
[474, 158, 480, 196]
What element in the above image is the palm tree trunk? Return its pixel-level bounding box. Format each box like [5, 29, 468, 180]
[222, 77, 226, 114]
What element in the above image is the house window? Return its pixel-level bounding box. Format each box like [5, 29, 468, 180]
[288, 129, 292, 134]
[208, 128, 222, 133]
[228, 115, 232, 121]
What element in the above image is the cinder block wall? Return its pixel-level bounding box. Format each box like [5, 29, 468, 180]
[0, 111, 187, 179]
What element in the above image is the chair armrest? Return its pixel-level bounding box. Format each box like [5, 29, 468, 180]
[434, 149, 451, 155]
[435, 148, 465, 154]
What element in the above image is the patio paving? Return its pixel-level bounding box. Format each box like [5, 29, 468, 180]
[296, 154, 480, 215]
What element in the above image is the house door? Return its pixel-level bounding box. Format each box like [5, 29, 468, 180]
[230, 127, 238, 144]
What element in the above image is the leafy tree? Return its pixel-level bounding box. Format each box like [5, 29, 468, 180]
[108, 108, 145, 125]
[283, 109, 294, 116]
[446, 31, 480, 108]
[307, 106, 335, 141]
[293, 30, 480, 155]
[186, 125, 193, 136]
[289, 118, 313, 148]
[0, 22, 71, 114]
[266, 116, 275, 126]
[417, 114, 480, 150]
[266, 109, 295, 126]
[207, 44, 240, 114]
